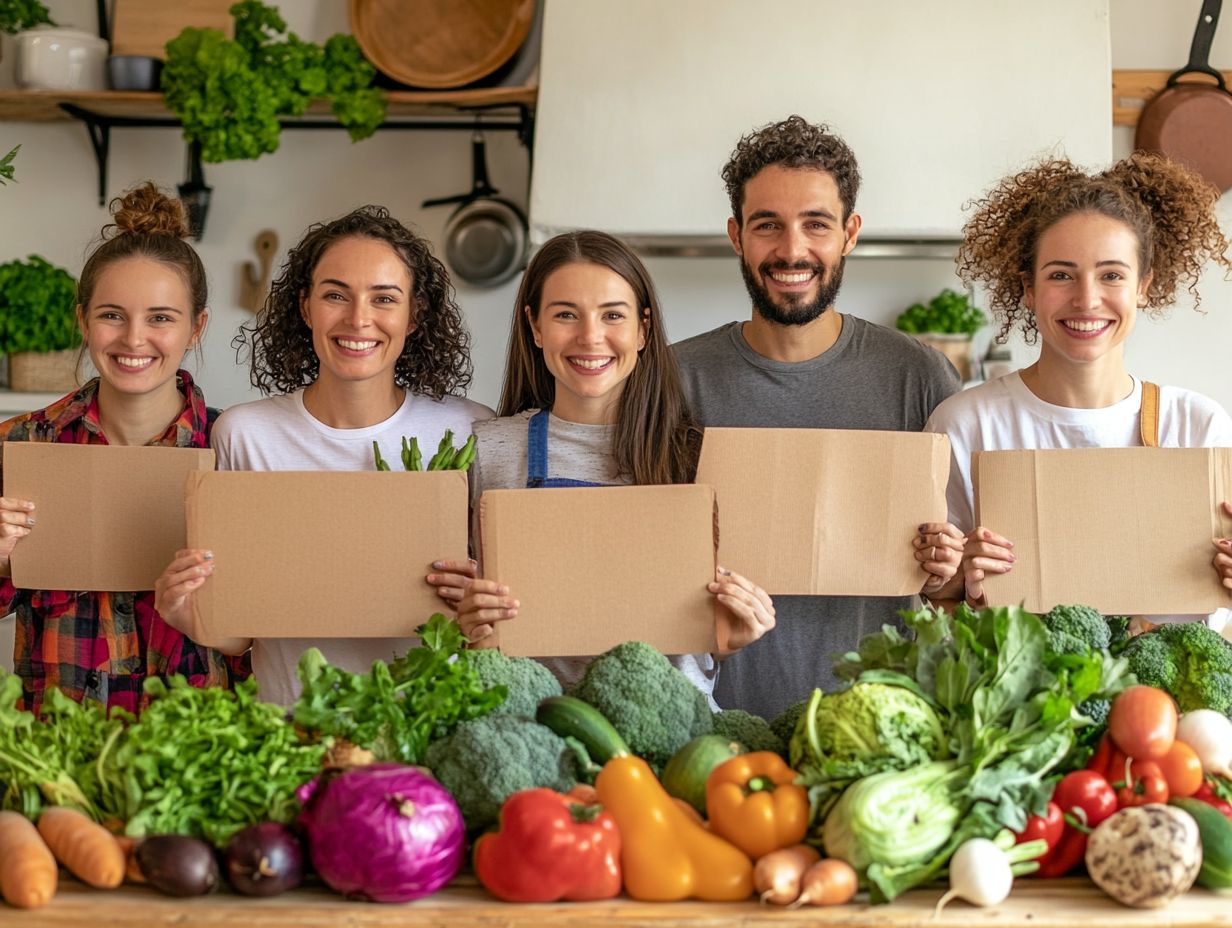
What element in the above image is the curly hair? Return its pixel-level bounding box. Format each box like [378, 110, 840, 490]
[956, 152, 1232, 343]
[235, 205, 472, 398]
[721, 115, 861, 224]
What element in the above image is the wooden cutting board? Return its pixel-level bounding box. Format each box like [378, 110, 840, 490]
[110, 0, 234, 59]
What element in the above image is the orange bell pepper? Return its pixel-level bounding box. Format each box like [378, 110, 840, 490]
[704, 751, 808, 859]
[595, 755, 753, 902]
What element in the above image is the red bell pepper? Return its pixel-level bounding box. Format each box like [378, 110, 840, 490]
[1032, 770, 1118, 878]
[1088, 733, 1171, 809]
[474, 788, 622, 902]
[1193, 780, 1232, 820]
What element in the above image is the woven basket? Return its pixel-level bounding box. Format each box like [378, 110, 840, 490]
[912, 333, 976, 383]
[8, 349, 81, 393]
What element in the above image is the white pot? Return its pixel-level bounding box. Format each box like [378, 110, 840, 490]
[14, 27, 107, 91]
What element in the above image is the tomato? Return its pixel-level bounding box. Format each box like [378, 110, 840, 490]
[1107, 685, 1177, 760]
[1052, 770, 1117, 827]
[1155, 739, 1204, 798]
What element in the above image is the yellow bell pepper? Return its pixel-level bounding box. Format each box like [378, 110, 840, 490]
[595, 755, 753, 901]
[705, 751, 809, 859]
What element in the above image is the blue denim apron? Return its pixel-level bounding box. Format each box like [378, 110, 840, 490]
[525, 409, 609, 489]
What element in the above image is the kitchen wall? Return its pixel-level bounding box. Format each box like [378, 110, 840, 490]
[0, 0, 1228, 417]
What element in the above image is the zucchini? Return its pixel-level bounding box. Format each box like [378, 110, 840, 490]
[660, 734, 745, 816]
[1170, 797, 1232, 890]
[536, 695, 630, 765]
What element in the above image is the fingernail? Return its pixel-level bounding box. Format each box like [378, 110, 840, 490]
[432, 561, 443, 569]
[26, 517, 35, 526]
[498, 585, 509, 594]
[918, 524, 927, 532]
[718, 566, 732, 576]
[1009, 553, 1017, 562]
[203, 551, 214, 560]
[511, 599, 520, 608]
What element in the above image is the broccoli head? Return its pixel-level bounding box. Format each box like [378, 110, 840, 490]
[770, 699, 809, 747]
[459, 648, 562, 718]
[422, 714, 579, 832]
[1042, 604, 1111, 655]
[1105, 615, 1133, 656]
[568, 641, 713, 769]
[1121, 621, 1232, 716]
[711, 708, 785, 756]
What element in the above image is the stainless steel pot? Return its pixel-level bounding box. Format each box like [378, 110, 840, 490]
[423, 131, 527, 288]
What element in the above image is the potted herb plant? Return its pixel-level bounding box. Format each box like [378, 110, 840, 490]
[0, 0, 53, 36]
[895, 288, 987, 382]
[0, 255, 82, 392]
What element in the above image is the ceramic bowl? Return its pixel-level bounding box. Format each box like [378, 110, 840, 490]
[14, 27, 108, 91]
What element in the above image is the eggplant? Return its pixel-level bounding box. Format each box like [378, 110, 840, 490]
[136, 834, 221, 897]
[223, 822, 305, 896]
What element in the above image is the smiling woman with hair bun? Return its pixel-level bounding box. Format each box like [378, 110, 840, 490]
[0, 181, 248, 715]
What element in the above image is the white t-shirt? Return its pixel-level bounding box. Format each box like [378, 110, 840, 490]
[925, 371, 1232, 628]
[212, 389, 494, 705]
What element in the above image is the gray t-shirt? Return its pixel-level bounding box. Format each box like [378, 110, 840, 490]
[472, 410, 719, 703]
[674, 316, 961, 719]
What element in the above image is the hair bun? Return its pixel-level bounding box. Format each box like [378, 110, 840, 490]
[108, 181, 190, 239]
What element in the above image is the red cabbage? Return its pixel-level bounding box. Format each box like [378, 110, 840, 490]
[296, 763, 465, 902]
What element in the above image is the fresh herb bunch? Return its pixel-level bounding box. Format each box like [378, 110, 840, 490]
[373, 431, 477, 471]
[100, 676, 325, 846]
[0, 255, 81, 354]
[895, 288, 987, 336]
[293, 613, 505, 765]
[0, 145, 18, 185]
[162, 0, 385, 163]
[0, 0, 54, 34]
[0, 671, 126, 821]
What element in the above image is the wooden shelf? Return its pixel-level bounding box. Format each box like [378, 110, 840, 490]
[1112, 68, 1232, 127]
[0, 86, 537, 122]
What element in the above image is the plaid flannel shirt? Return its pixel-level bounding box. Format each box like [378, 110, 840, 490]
[0, 370, 250, 716]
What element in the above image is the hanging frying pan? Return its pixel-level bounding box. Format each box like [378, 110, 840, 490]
[422, 130, 528, 288]
[1135, 0, 1232, 193]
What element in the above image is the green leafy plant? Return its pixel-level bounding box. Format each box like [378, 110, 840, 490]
[0, 255, 81, 354]
[896, 288, 987, 336]
[0, 145, 17, 185]
[0, 0, 54, 34]
[162, 0, 386, 163]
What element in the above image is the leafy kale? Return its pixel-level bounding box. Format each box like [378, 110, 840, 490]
[293, 613, 505, 764]
[163, 0, 385, 163]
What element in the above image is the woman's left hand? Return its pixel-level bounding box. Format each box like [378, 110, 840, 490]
[914, 521, 966, 594]
[710, 566, 775, 656]
[1214, 501, 1232, 595]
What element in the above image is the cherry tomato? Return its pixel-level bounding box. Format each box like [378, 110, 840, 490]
[1107, 685, 1177, 760]
[1155, 739, 1204, 798]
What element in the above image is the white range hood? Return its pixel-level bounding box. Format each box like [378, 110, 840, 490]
[528, 0, 1112, 257]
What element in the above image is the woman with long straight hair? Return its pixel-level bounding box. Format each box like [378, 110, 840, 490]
[428, 230, 776, 702]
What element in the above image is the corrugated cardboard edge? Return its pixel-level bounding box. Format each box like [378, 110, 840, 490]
[184, 470, 214, 646]
[1216, 448, 1232, 543]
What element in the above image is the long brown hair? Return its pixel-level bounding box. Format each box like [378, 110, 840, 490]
[234, 205, 472, 398]
[498, 231, 700, 485]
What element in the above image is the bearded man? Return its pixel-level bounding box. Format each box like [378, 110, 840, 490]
[673, 115, 962, 717]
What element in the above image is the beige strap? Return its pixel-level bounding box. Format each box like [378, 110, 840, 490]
[1140, 380, 1161, 448]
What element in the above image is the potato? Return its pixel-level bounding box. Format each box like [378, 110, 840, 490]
[1085, 804, 1202, 908]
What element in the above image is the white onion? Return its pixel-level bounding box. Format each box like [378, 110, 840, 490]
[1176, 709, 1232, 777]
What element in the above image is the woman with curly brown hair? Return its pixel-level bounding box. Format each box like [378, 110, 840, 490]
[924, 153, 1232, 618]
[155, 205, 491, 705]
[0, 182, 247, 714]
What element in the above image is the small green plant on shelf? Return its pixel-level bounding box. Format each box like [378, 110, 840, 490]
[162, 0, 386, 163]
[895, 288, 987, 337]
[0, 145, 17, 185]
[0, 256, 81, 354]
[0, 0, 54, 35]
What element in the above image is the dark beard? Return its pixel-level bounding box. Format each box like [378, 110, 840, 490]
[739, 256, 845, 327]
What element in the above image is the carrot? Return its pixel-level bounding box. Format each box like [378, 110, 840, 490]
[0, 810, 57, 908]
[37, 806, 125, 889]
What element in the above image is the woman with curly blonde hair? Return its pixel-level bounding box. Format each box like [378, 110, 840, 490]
[924, 153, 1232, 619]
[155, 205, 492, 705]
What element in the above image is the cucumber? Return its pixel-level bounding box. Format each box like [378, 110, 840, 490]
[1170, 797, 1232, 889]
[660, 734, 746, 817]
[536, 695, 630, 765]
